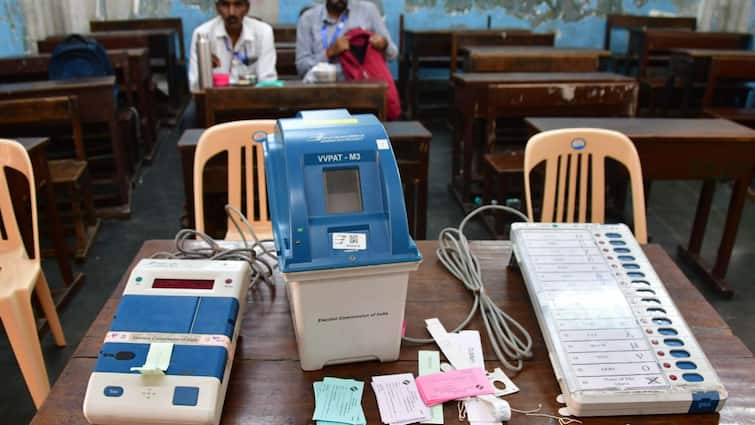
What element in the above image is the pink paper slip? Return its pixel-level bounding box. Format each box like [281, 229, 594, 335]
[414, 367, 495, 406]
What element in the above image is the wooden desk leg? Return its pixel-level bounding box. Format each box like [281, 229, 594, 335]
[417, 176, 428, 240]
[677, 175, 749, 296]
[712, 174, 751, 280]
[461, 113, 475, 202]
[180, 147, 195, 229]
[40, 165, 85, 309]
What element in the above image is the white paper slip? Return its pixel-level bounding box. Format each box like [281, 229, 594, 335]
[568, 350, 655, 364]
[372, 373, 430, 425]
[576, 374, 669, 391]
[558, 328, 644, 341]
[332, 232, 367, 250]
[464, 398, 502, 424]
[129, 342, 172, 375]
[447, 330, 485, 369]
[564, 339, 649, 353]
[572, 362, 661, 377]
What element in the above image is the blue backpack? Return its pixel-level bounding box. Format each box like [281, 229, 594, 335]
[48, 34, 117, 96]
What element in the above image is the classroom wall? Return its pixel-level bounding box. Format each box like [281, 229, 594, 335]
[0, 0, 753, 59]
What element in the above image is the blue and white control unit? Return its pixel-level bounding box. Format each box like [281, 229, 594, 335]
[83, 259, 250, 425]
[263, 109, 422, 371]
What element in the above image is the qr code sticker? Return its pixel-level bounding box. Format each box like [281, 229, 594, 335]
[332, 233, 367, 250]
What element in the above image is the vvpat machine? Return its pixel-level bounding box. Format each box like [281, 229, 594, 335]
[263, 109, 422, 371]
[82, 259, 250, 425]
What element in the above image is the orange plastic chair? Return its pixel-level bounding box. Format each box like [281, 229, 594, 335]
[524, 128, 648, 244]
[194, 120, 276, 240]
[0, 139, 66, 408]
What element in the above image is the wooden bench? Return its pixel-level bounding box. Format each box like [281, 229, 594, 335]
[450, 30, 555, 73]
[451, 72, 637, 202]
[603, 14, 696, 72]
[38, 30, 184, 109]
[272, 23, 296, 43]
[196, 81, 388, 127]
[0, 49, 158, 162]
[461, 46, 606, 73]
[0, 97, 100, 260]
[178, 121, 431, 239]
[90, 18, 185, 61]
[0, 77, 132, 218]
[701, 56, 755, 126]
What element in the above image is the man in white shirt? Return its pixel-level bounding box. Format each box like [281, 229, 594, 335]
[188, 0, 277, 90]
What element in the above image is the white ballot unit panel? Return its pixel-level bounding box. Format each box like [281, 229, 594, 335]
[511, 223, 727, 417]
[83, 259, 251, 425]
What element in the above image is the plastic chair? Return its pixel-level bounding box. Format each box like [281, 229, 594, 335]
[0, 139, 66, 408]
[524, 128, 648, 244]
[194, 120, 276, 241]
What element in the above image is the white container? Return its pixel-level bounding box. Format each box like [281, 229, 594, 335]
[283, 261, 420, 371]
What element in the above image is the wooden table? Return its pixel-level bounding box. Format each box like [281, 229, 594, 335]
[461, 46, 607, 73]
[668, 49, 755, 115]
[30, 240, 754, 424]
[0, 77, 132, 218]
[452, 72, 637, 202]
[0, 49, 158, 162]
[525, 117, 755, 295]
[627, 29, 751, 78]
[38, 29, 182, 103]
[178, 121, 432, 239]
[15, 138, 84, 309]
[194, 81, 388, 127]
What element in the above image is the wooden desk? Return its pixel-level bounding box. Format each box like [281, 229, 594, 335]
[669, 49, 755, 115]
[90, 18, 185, 61]
[0, 49, 158, 162]
[194, 81, 387, 127]
[449, 30, 554, 73]
[461, 46, 607, 73]
[452, 72, 637, 202]
[604, 14, 697, 51]
[525, 117, 755, 294]
[14, 138, 84, 308]
[30, 240, 754, 424]
[39, 30, 182, 103]
[627, 29, 751, 78]
[0, 77, 131, 217]
[400, 28, 529, 118]
[273, 24, 296, 43]
[178, 122, 432, 239]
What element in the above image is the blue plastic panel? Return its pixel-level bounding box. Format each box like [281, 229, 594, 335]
[111, 295, 198, 333]
[192, 297, 239, 338]
[173, 386, 199, 406]
[689, 391, 719, 413]
[95, 343, 227, 382]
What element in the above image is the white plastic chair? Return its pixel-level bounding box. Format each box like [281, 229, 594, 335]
[0, 139, 66, 408]
[193, 120, 276, 240]
[524, 128, 648, 244]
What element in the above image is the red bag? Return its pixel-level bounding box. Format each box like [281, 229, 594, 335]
[339, 28, 401, 120]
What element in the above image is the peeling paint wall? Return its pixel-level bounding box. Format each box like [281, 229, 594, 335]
[0, 0, 753, 59]
[0, 0, 25, 56]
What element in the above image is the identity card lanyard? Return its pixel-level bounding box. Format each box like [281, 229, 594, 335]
[322, 13, 348, 50]
[223, 37, 249, 66]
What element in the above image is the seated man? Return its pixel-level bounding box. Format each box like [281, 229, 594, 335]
[189, 0, 277, 89]
[295, 0, 397, 79]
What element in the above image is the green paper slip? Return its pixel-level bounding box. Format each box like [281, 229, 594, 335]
[419, 350, 444, 424]
[313, 378, 366, 425]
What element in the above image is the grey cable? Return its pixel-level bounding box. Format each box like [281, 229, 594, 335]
[402, 205, 534, 372]
[152, 205, 278, 288]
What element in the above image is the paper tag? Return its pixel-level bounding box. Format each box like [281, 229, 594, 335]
[425, 318, 472, 370]
[130, 342, 173, 375]
[448, 331, 485, 369]
[419, 351, 444, 424]
[332, 232, 366, 250]
[486, 368, 519, 397]
[372, 373, 430, 424]
[105, 331, 231, 353]
[415, 368, 495, 406]
[376, 138, 390, 150]
[313, 378, 366, 425]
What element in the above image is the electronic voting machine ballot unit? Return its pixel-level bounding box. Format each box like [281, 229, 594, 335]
[82, 259, 251, 425]
[511, 223, 727, 417]
[264, 109, 422, 371]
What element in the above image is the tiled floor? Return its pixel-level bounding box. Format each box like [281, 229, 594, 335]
[1, 120, 753, 424]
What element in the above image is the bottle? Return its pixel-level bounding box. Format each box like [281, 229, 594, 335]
[197, 33, 213, 89]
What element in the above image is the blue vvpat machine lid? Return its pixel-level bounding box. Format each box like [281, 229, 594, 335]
[262, 109, 421, 273]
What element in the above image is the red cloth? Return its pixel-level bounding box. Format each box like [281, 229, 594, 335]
[338, 28, 401, 120]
